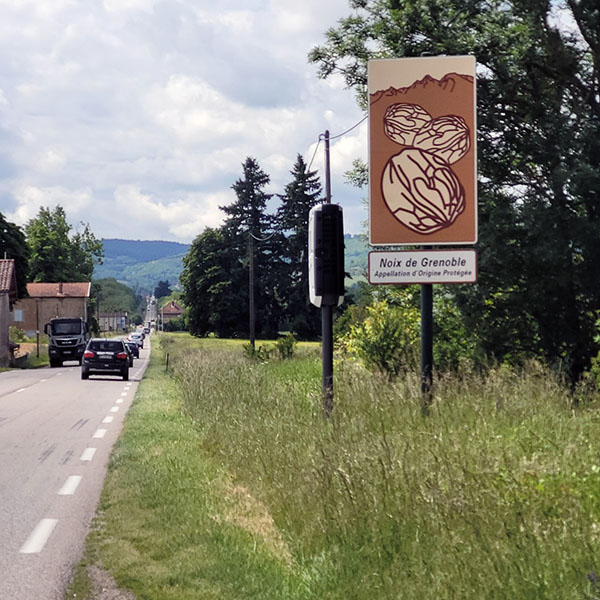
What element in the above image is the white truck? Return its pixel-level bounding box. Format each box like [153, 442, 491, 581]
[44, 317, 90, 367]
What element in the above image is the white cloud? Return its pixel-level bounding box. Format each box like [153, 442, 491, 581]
[0, 0, 367, 242]
[103, 0, 159, 14]
[7, 185, 95, 224]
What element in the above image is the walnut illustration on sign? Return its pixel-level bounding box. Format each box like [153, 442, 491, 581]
[382, 102, 471, 234]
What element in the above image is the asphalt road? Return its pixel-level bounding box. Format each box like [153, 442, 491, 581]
[0, 339, 150, 600]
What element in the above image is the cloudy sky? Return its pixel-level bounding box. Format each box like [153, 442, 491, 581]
[0, 0, 368, 244]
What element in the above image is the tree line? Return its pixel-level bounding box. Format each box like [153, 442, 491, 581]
[180, 154, 324, 340]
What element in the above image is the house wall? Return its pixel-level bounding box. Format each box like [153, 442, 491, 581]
[0, 294, 10, 367]
[12, 297, 88, 337]
[161, 310, 183, 323]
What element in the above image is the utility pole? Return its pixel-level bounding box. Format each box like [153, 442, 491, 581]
[248, 231, 255, 350]
[322, 130, 334, 418]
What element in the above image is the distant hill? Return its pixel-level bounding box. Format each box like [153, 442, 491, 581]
[94, 236, 370, 295]
[345, 234, 369, 281]
[94, 239, 190, 294]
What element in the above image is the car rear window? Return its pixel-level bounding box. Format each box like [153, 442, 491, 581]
[89, 341, 124, 352]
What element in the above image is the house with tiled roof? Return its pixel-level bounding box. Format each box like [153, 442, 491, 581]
[12, 282, 91, 337]
[160, 300, 184, 324]
[0, 260, 18, 366]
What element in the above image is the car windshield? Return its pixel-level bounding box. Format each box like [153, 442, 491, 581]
[52, 321, 82, 335]
[89, 341, 123, 352]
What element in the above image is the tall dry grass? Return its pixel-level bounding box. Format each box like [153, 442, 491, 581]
[168, 340, 600, 599]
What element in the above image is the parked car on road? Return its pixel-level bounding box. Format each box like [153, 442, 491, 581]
[81, 338, 130, 380]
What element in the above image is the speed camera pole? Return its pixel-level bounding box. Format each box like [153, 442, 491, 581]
[309, 131, 345, 419]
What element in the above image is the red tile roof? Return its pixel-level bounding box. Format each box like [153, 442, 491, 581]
[26, 282, 91, 298]
[0, 259, 17, 299]
[162, 301, 184, 315]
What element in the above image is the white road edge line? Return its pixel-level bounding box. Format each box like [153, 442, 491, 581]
[110, 406, 119, 413]
[16, 388, 26, 393]
[58, 475, 82, 496]
[116, 399, 123, 404]
[20, 518, 58, 554]
[80, 447, 96, 461]
[93, 429, 107, 439]
[102, 416, 114, 424]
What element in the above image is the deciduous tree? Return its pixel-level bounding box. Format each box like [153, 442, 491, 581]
[26, 205, 103, 283]
[180, 227, 242, 337]
[310, 0, 600, 377]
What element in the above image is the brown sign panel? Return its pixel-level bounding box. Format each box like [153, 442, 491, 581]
[369, 56, 477, 245]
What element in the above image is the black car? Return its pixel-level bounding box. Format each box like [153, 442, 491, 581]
[81, 338, 130, 380]
[124, 340, 139, 359]
[122, 341, 134, 366]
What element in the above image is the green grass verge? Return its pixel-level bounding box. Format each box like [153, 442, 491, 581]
[67, 337, 314, 599]
[68, 334, 600, 600]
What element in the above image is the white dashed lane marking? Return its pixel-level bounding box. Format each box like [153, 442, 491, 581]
[16, 373, 136, 558]
[80, 447, 96, 461]
[20, 519, 58, 554]
[58, 475, 82, 496]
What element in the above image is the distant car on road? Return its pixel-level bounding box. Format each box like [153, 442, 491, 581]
[81, 339, 130, 381]
[124, 340, 139, 359]
[128, 332, 144, 348]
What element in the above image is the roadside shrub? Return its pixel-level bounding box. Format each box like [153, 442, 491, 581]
[9, 326, 27, 343]
[243, 343, 274, 361]
[338, 299, 419, 378]
[275, 333, 297, 359]
[163, 315, 187, 332]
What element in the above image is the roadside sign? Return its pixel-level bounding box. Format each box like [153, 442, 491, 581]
[368, 56, 477, 246]
[369, 249, 477, 285]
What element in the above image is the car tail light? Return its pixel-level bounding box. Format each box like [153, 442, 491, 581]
[83, 351, 95, 358]
[117, 352, 128, 359]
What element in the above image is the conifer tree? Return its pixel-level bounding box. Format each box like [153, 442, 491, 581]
[220, 157, 279, 338]
[275, 154, 323, 338]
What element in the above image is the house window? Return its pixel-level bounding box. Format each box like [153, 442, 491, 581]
[14, 309, 24, 322]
